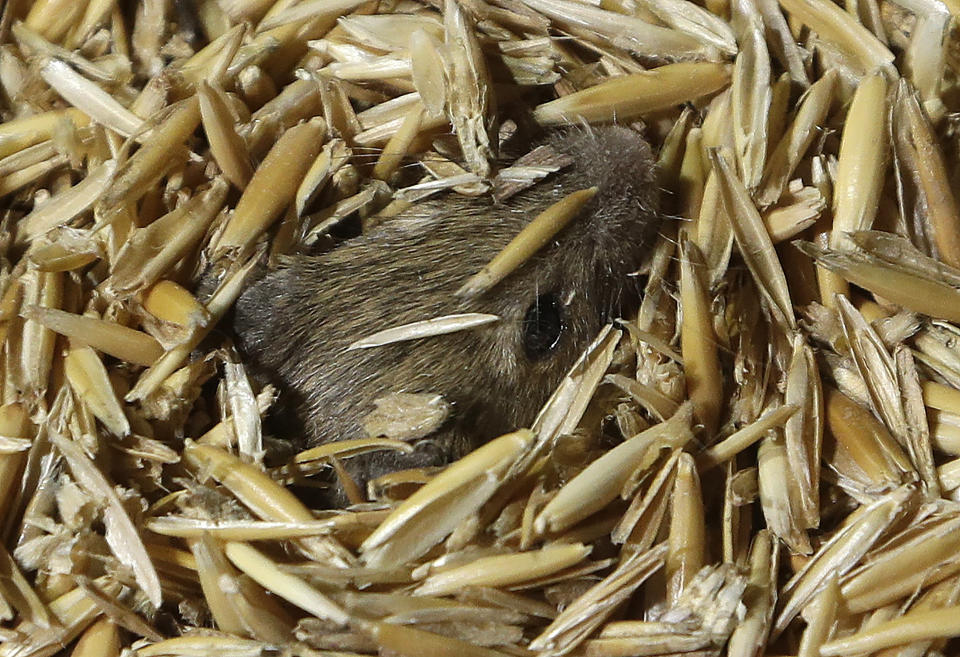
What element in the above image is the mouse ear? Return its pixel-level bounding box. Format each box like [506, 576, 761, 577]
[550, 127, 660, 233]
[544, 127, 663, 303]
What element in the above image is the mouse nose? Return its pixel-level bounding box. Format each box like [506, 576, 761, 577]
[340, 438, 451, 504]
[362, 439, 449, 481]
[405, 439, 448, 467]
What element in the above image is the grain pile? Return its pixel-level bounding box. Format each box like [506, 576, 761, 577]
[1, 0, 960, 655]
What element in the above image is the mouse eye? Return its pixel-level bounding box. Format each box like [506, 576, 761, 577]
[523, 294, 564, 360]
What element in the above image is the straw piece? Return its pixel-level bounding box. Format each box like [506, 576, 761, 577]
[15, 159, 116, 243]
[225, 541, 350, 626]
[534, 62, 731, 125]
[535, 405, 693, 535]
[414, 543, 592, 597]
[50, 433, 162, 607]
[456, 187, 597, 299]
[23, 306, 163, 367]
[347, 313, 499, 351]
[820, 607, 960, 655]
[40, 58, 143, 137]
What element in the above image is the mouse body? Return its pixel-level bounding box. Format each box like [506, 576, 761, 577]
[232, 126, 662, 497]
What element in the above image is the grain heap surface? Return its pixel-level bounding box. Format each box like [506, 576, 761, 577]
[1, 1, 960, 656]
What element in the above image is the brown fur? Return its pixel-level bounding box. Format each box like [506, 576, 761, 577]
[233, 126, 662, 502]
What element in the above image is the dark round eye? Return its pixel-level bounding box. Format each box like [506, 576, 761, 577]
[523, 294, 564, 360]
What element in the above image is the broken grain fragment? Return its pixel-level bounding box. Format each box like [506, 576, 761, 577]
[141, 280, 210, 331]
[107, 179, 228, 298]
[442, 0, 496, 179]
[0, 108, 89, 160]
[50, 432, 162, 607]
[727, 530, 779, 654]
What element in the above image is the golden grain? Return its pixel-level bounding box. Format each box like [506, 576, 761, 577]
[198, 80, 254, 190]
[5, 2, 960, 653]
[679, 240, 722, 434]
[457, 187, 597, 298]
[534, 62, 731, 125]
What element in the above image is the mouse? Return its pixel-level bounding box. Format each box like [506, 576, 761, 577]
[231, 125, 663, 503]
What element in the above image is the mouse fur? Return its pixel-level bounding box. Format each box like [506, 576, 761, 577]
[232, 125, 662, 501]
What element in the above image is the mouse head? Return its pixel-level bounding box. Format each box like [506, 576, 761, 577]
[454, 125, 663, 406]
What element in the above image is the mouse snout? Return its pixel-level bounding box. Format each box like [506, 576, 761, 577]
[347, 439, 449, 494]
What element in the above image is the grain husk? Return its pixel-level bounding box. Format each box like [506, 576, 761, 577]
[2, 2, 960, 656]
